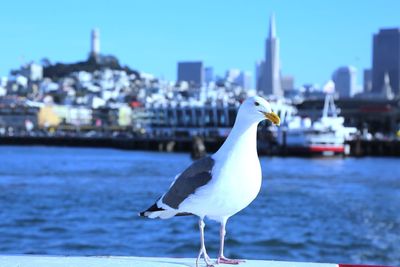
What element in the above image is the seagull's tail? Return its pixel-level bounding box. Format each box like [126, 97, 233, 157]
[139, 202, 192, 219]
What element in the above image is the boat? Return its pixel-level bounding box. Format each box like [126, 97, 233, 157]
[277, 94, 357, 156]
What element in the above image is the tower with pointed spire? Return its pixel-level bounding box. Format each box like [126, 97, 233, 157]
[257, 14, 283, 97]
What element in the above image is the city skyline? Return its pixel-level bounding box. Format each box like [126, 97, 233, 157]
[0, 0, 400, 87]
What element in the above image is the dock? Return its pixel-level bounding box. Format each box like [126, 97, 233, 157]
[347, 139, 400, 156]
[1, 135, 400, 157]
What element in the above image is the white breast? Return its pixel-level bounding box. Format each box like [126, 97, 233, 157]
[207, 151, 262, 218]
[177, 155, 261, 220]
[177, 120, 263, 221]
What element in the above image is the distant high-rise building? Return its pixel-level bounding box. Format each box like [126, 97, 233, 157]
[225, 69, 241, 83]
[332, 66, 357, 98]
[90, 28, 100, 58]
[281, 75, 294, 91]
[177, 61, 204, 87]
[372, 28, 400, 96]
[238, 71, 252, 90]
[257, 14, 283, 96]
[363, 69, 372, 92]
[255, 60, 264, 92]
[226, 69, 252, 90]
[204, 67, 214, 84]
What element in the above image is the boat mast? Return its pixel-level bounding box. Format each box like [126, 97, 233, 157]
[322, 94, 338, 118]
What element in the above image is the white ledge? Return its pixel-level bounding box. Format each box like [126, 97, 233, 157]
[0, 255, 338, 267]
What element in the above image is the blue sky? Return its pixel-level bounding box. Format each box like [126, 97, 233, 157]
[0, 0, 399, 87]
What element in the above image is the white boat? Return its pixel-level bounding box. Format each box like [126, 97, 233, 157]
[277, 94, 357, 156]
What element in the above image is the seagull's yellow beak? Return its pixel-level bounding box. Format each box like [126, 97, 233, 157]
[263, 111, 280, 126]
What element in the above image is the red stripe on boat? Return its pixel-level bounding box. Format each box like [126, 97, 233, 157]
[339, 264, 397, 267]
[309, 145, 345, 153]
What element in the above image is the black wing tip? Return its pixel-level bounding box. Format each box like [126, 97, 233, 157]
[139, 203, 193, 217]
[138, 211, 146, 217]
[139, 202, 165, 217]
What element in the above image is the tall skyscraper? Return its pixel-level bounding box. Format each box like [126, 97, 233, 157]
[177, 61, 204, 87]
[258, 14, 283, 97]
[372, 28, 400, 96]
[90, 28, 100, 58]
[332, 66, 357, 98]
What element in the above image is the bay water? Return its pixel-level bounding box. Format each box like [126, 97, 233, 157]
[0, 146, 399, 265]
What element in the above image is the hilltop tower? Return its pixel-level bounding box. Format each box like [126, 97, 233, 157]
[90, 28, 100, 59]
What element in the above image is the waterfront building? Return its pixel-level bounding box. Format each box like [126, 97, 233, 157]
[257, 14, 283, 97]
[177, 61, 204, 88]
[296, 97, 400, 134]
[332, 66, 357, 98]
[147, 100, 296, 138]
[372, 28, 400, 96]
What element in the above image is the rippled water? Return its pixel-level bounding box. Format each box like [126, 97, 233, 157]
[0, 146, 399, 265]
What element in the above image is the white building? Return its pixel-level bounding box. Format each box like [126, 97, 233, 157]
[20, 63, 43, 81]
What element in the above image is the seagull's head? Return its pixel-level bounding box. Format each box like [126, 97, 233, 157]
[238, 96, 281, 126]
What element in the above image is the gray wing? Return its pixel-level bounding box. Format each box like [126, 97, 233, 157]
[162, 156, 215, 209]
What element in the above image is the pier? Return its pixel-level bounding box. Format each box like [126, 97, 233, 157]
[347, 139, 400, 156]
[1, 134, 399, 157]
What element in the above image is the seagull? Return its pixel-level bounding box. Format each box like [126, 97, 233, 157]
[139, 96, 280, 266]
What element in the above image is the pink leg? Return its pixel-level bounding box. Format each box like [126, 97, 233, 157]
[217, 219, 245, 265]
[217, 257, 245, 265]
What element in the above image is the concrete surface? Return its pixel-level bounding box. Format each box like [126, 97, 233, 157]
[0, 255, 338, 267]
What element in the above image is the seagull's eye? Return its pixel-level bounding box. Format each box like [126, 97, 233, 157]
[254, 101, 260, 106]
